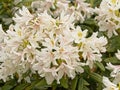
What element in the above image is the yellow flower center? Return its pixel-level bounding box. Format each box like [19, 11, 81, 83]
[115, 10, 120, 17]
[111, 0, 116, 4]
[17, 30, 22, 36]
[78, 32, 83, 38]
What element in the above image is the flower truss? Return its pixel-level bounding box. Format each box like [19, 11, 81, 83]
[0, 0, 120, 90]
[96, 0, 120, 38]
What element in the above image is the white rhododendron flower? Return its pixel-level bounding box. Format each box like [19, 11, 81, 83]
[106, 63, 120, 77]
[103, 76, 119, 90]
[2, 0, 120, 89]
[0, 3, 108, 85]
[31, 0, 94, 22]
[72, 26, 88, 43]
[106, 63, 120, 84]
[13, 6, 34, 25]
[115, 50, 120, 60]
[79, 32, 107, 68]
[95, 0, 120, 38]
[0, 25, 7, 44]
[69, 0, 94, 22]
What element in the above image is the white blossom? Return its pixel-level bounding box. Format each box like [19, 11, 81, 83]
[115, 50, 120, 60]
[13, 6, 34, 26]
[0, 4, 107, 85]
[96, 0, 120, 38]
[106, 63, 120, 84]
[103, 76, 119, 90]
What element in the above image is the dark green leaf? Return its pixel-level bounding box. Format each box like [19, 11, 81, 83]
[104, 56, 120, 64]
[25, 80, 38, 90]
[51, 81, 57, 90]
[96, 83, 103, 90]
[94, 0, 102, 7]
[83, 86, 89, 90]
[83, 79, 89, 86]
[71, 76, 78, 90]
[60, 77, 68, 89]
[35, 78, 49, 89]
[95, 61, 105, 71]
[2, 85, 13, 90]
[80, 25, 93, 34]
[86, 0, 102, 7]
[4, 79, 16, 85]
[90, 73, 102, 83]
[78, 78, 84, 90]
[14, 83, 29, 90]
[107, 36, 120, 52]
[84, 19, 97, 26]
[83, 66, 91, 74]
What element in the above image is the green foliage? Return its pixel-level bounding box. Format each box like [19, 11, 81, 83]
[60, 77, 69, 89]
[13, 83, 30, 90]
[107, 36, 120, 52]
[78, 78, 84, 90]
[90, 72, 102, 83]
[105, 56, 120, 64]
[86, 0, 102, 7]
[35, 78, 50, 90]
[2, 85, 13, 90]
[95, 61, 105, 71]
[71, 76, 78, 90]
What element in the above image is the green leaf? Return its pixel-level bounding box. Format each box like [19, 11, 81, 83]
[25, 80, 38, 90]
[83, 66, 91, 74]
[84, 19, 97, 26]
[95, 61, 105, 71]
[14, 83, 29, 90]
[104, 56, 120, 64]
[90, 73, 102, 83]
[51, 81, 57, 90]
[60, 77, 68, 89]
[96, 83, 102, 90]
[83, 86, 89, 90]
[71, 76, 79, 90]
[107, 36, 120, 52]
[86, 0, 102, 7]
[94, 0, 102, 7]
[35, 78, 47, 87]
[80, 25, 93, 34]
[35, 78, 49, 89]
[83, 79, 89, 86]
[2, 79, 17, 90]
[2, 85, 13, 90]
[78, 78, 84, 90]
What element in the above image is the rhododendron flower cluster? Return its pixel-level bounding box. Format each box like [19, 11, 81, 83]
[31, 0, 94, 22]
[2, 0, 120, 90]
[0, 1, 107, 85]
[96, 0, 120, 38]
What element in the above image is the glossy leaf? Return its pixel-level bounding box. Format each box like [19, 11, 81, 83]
[60, 77, 68, 89]
[2, 85, 13, 90]
[107, 36, 120, 52]
[78, 78, 84, 90]
[90, 73, 102, 83]
[95, 61, 105, 71]
[35, 78, 49, 89]
[71, 76, 78, 90]
[104, 56, 120, 64]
